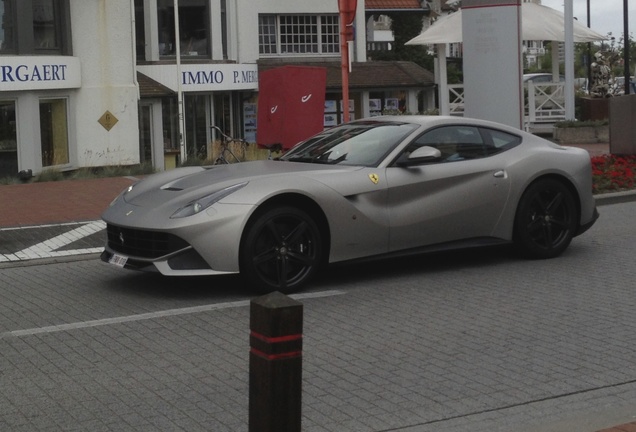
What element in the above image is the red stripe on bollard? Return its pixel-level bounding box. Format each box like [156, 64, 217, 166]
[250, 347, 302, 361]
[250, 331, 302, 344]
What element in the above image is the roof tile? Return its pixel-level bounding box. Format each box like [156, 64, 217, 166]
[258, 60, 435, 90]
[366, 0, 423, 10]
[137, 72, 174, 97]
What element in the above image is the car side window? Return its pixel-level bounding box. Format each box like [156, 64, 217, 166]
[399, 125, 520, 165]
[453, 126, 485, 159]
[480, 128, 522, 156]
[416, 127, 459, 161]
[407, 126, 484, 162]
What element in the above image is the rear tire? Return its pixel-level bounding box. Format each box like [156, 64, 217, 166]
[514, 179, 577, 259]
[240, 206, 323, 293]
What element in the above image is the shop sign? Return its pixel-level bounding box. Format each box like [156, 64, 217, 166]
[137, 63, 259, 93]
[0, 56, 81, 91]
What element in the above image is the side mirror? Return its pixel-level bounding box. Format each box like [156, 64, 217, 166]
[397, 146, 442, 167]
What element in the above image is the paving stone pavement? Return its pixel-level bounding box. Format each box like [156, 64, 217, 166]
[2, 144, 636, 430]
[0, 176, 137, 264]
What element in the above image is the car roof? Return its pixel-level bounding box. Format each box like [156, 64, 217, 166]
[356, 115, 527, 136]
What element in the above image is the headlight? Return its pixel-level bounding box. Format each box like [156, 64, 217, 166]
[170, 182, 248, 219]
[109, 184, 135, 207]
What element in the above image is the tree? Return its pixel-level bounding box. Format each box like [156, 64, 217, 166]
[370, 13, 434, 71]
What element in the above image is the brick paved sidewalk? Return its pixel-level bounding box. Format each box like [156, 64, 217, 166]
[0, 176, 137, 228]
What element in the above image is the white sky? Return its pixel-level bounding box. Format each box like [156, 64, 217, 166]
[539, 0, 634, 43]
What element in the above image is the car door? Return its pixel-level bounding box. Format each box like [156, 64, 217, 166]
[385, 125, 513, 252]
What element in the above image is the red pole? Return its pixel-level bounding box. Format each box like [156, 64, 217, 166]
[338, 0, 356, 123]
[340, 12, 350, 123]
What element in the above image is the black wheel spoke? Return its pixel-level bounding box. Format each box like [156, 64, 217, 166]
[264, 220, 284, 245]
[550, 216, 569, 228]
[276, 258, 288, 290]
[535, 196, 549, 213]
[284, 221, 309, 245]
[252, 248, 277, 266]
[545, 191, 564, 214]
[286, 250, 314, 266]
[542, 224, 555, 246]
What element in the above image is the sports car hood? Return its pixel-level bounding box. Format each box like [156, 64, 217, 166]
[122, 160, 364, 207]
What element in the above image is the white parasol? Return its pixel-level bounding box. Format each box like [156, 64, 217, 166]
[405, 2, 607, 46]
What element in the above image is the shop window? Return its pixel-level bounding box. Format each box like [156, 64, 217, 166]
[40, 98, 69, 167]
[0, 0, 70, 55]
[161, 98, 179, 152]
[369, 91, 407, 116]
[33, 0, 59, 50]
[184, 94, 208, 160]
[258, 14, 340, 56]
[157, 0, 209, 58]
[212, 92, 238, 136]
[134, 0, 145, 60]
[0, 101, 17, 177]
[0, 0, 16, 53]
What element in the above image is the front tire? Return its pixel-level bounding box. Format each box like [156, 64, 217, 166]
[240, 206, 323, 293]
[514, 179, 578, 259]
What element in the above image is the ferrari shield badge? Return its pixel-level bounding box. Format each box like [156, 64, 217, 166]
[368, 173, 379, 184]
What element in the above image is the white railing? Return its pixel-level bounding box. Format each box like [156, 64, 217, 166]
[439, 82, 566, 130]
[524, 82, 565, 130]
[448, 84, 464, 116]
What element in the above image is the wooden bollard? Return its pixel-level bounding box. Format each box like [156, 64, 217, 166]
[249, 291, 303, 432]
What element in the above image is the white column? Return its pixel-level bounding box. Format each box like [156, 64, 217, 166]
[564, 0, 575, 120]
[144, 0, 160, 61]
[174, 0, 186, 163]
[436, 44, 449, 116]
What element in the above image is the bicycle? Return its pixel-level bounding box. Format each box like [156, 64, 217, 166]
[263, 143, 283, 160]
[210, 125, 248, 164]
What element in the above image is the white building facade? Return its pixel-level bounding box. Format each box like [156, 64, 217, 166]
[0, 0, 436, 177]
[0, 0, 139, 178]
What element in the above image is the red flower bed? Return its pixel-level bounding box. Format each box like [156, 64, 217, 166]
[591, 155, 636, 193]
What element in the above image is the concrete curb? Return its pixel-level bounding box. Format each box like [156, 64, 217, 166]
[594, 190, 636, 206]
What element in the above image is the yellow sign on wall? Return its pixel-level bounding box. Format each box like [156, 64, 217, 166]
[98, 111, 119, 131]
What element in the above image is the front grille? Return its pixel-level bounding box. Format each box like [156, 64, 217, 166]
[106, 224, 190, 259]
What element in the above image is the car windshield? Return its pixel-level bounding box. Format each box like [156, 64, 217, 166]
[280, 121, 419, 167]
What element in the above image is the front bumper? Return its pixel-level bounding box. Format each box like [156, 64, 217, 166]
[100, 244, 236, 276]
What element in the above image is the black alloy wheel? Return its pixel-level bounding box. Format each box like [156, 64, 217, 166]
[514, 179, 578, 259]
[241, 206, 322, 293]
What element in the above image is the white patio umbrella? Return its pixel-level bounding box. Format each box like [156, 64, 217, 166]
[406, 2, 607, 45]
[406, 2, 607, 119]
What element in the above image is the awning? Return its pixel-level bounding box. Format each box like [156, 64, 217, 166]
[137, 72, 175, 98]
[405, 2, 607, 45]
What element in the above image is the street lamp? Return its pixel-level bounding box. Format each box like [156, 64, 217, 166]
[623, 0, 630, 94]
[586, 0, 591, 92]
